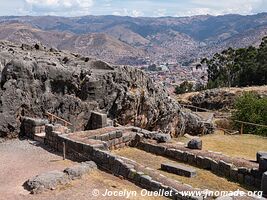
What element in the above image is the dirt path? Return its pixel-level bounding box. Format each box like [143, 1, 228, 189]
[0, 139, 165, 200]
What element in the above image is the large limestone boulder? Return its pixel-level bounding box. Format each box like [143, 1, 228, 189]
[64, 161, 97, 179]
[27, 170, 70, 194]
[0, 41, 213, 137]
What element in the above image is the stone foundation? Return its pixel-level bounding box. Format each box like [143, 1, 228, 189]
[137, 141, 263, 189]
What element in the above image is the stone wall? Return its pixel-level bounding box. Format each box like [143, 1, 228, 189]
[137, 141, 263, 189]
[45, 124, 70, 149]
[43, 125, 265, 197]
[21, 117, 49, 138]
[45, 130, 202, 200]
[88, 130, 136, 150]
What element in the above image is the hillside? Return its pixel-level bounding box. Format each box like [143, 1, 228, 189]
[0, 13, 267, 64]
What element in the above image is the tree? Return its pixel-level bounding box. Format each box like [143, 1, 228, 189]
[232, 92, 267, 136]
[175, 81, 193, 94]
[201, 37, 267, 89]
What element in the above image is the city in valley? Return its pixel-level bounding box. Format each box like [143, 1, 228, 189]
[0, 1, 267, 200]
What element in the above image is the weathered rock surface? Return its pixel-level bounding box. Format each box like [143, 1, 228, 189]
[187, 138, 202, 150]
[0, 41, 212, 137]
[64, 161, 97, 179]
[27, 170, 70, 194]
[27, 161, 97, 194]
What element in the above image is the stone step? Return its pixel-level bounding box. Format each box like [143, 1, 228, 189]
[161, 162, 197, 178]
[34, 132, 46, 143]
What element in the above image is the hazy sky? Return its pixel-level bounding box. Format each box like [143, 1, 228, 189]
[0, 0, 267, 17]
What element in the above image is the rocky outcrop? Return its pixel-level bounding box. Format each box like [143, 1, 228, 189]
[26, 161, 97, 194]
[0, 41, 211, 137]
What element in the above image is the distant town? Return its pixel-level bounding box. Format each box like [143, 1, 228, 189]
[136, 61, 208, 94]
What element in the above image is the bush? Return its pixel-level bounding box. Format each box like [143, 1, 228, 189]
[232, 92, 267, 136]
[174, 81, 193, 94]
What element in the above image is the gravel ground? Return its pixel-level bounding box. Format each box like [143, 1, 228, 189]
[0, 138, 165, 200]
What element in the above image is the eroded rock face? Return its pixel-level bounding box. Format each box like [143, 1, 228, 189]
[0, 41, 212, 137]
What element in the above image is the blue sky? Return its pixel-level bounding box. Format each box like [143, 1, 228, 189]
[0, 0, 267, 17]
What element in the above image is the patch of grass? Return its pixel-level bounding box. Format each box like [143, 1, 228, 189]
[174, 131, 267, 160]
[113, 148, 246, 192]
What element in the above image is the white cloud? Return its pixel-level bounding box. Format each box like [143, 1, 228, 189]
[112, 8, 143, 17]
[154, 9, 167, 17]
[24, 0, 94, 16]
[180, 0, 263, 16]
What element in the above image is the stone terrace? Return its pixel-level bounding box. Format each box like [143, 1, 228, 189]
[21, 117, 266, 199]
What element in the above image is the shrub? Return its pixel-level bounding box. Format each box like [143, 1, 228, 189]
[232, 92, 267, 136]
[175, 81, 193, 94]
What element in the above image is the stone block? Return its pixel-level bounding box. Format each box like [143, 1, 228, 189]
[210, 160, 219, 173]
[174, 150, 184, 161]
[257, 151, 267, 163]
[127, 168, 137, 180]
[134, 171, 144, 183]
[83, 144, 93, 155]
[165, 149, 176, 158]
[118, 163, 131, 178]
[149, 144, 166, 155]
[116, 130, 123, 138]
[238, 167, 250, 175]
[95, 135, 102, 140]
[238, 173, 244, 184]
[255, 178, 262, 189]
[187, 138, 202, 150]
[153, 133, 171, 143]
[111, 158, 123, 175]
[90, 111, 107, 130]
[100, 133, 109, 141]
[196, 155, 204, 167]
[183, 151, 189, 162]
[150, 180, 161, 191]
[114, 138, 120, 145]
[262, 172, 267, 198]
[109, 131, 117, 140]
[161, 163, 196, 178]
[229, 168, 238, 182]
[218, 160, 232, 177]
[202, 157, 212, 169]
[251, 168, 263, 179]
[259, 156, 267, 172]
[187, 152, 196, 165]
[140, 175, 152, 189]
[122, 135, 130, 143]
[244, 175, 254, 186]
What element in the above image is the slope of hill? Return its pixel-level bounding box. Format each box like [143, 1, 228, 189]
[0, 13, 267, 65]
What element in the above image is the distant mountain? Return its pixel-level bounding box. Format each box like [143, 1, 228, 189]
[0, 13, 267, 65]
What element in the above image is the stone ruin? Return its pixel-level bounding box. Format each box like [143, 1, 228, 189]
[21, 115, 267, 199]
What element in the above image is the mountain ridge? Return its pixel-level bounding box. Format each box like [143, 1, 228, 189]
[1, 13, 267, 65]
